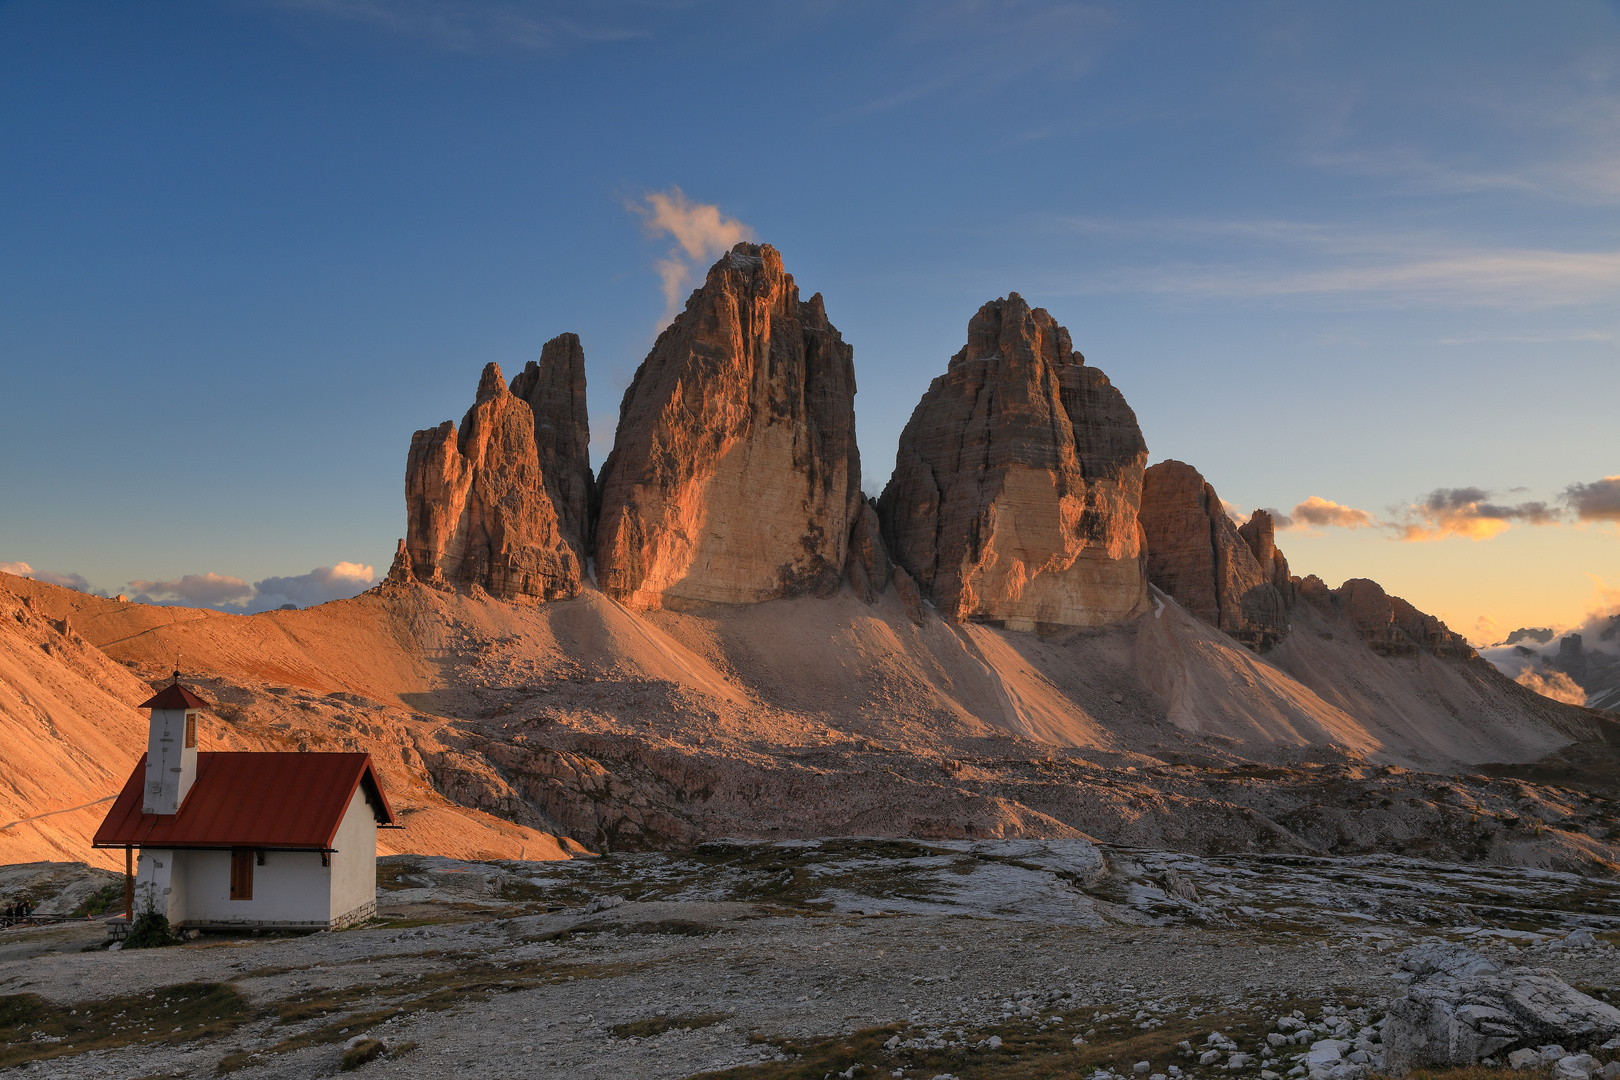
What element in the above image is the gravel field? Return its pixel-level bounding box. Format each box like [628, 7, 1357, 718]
[3, 841, 1618, 1079]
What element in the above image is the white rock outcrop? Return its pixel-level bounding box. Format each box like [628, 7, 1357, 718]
[1382, 943, 1620, 1070]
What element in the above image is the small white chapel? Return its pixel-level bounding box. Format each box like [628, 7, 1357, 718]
[94, 673, 398, 932]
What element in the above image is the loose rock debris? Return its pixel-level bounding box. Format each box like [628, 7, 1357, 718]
[3, 839, 1620, 1079]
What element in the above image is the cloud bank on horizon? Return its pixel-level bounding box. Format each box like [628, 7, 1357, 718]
[1, 560, 376, 614]
[1261, 473, 1620, 544]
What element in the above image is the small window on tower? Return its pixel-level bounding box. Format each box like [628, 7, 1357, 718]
[184, 713, 196, 749]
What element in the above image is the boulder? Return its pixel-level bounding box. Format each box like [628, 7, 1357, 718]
[1138, 460, 1290, 651]
[594, 243, 862, 610]
[1383, 943, 1620, 1070]
[394, 353, 591, 601]
[877, 293, 1150, 630]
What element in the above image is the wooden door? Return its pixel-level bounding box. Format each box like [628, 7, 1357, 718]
[230, 849, 253, 900]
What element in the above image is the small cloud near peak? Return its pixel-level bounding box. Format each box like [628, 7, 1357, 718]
[629, 187, 753, 324]
[251, 562, 376, 612]
[1259, 507, 1294, 529]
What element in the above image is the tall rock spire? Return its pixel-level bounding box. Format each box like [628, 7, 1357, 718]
[594, 243, 862, 610]
[877, 293, 1151, 629]
[393, 337, 593, 601]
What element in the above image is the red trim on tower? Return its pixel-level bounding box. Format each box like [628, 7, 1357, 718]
[138, 683, 210, 711]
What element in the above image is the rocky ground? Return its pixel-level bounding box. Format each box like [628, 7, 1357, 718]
[3, 841, 1619, 1079]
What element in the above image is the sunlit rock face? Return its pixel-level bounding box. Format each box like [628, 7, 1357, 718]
[1139, 459, 1290, 651]
[877, 293, 1150, 630]
[395, 338, 592, 600]
[1300, 575, 1476, 660]
[594, 243, 862, 610]
[509, 333, 596, 561]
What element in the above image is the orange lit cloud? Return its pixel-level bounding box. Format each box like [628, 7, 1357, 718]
[630, 187, 753, 323]
[1396, 487, 1557, 542]
[1287, 496, 1377, 530]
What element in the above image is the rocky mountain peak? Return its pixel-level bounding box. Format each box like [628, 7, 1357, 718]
[594, 242, 862, 610]
[1298, 575, 1476, 660]
[878, 294, 1150, 630]
[391, 344, 593, 602]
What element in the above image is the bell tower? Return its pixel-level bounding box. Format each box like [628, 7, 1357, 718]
[138, 672, 206, 815]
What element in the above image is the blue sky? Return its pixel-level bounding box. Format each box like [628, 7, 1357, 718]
[1, 0, 1616, 634]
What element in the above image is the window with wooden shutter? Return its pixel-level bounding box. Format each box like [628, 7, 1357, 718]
[184, 713, 196, 749]
[230, 849, 253, 900]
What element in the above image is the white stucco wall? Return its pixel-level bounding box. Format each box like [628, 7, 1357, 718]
[328, 787, 379, 926]
[134, 848, 186, 924]
[178, 848, 333, 927]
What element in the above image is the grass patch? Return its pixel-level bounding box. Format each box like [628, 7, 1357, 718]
[340, 1038, 386, 1070]
[369, 916, 454, 930]
[685, 995, 1337, 1080]
[630, 919, 727, 937]
[0, 981, 248, 1070]
[528, 919, 619, 944]
[1402, 1069, 1556, 1080]
[530, 918, 727, 944]
[613, 1013, 730, 1039]
[238, 965, 304, 981]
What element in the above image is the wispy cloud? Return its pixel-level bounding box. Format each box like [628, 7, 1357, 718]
[1049, 216, 1620, 309]
[628, 186, 753, 325]
[1438, 330, 1615, 346]
[265, 0, 647, 53]
[1301, 77, 1620, 207]
[829, 1, 1117, 122]
[1127, 248, 1620, 309]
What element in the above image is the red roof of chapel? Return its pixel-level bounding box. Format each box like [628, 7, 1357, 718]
[93, 752, 396, 850]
